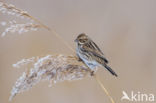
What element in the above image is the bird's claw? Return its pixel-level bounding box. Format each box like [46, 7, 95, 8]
[90, 71, 94, 76]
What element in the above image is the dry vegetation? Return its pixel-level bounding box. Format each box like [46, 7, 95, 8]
[0, 1, 49, 37]
[9, 55, 92, 101]
[0, 1, 115, 103]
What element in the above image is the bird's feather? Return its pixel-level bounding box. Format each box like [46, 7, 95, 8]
[82, 44, 108, 63]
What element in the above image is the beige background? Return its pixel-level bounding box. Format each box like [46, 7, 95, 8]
[0, 0, 156, 103]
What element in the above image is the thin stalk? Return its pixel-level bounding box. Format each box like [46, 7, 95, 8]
[5, 4, 116, 102]
[94, 75, 115, 103]
[39, 20, 116, 103]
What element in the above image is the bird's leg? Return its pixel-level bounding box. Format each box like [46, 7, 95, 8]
[75, 56, 82, 61]
[76, 53, 83, 61]
[90, 71, 95, 76]
[78, 58, 83, 61]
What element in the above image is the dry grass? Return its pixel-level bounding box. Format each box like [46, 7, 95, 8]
[1, 1, 116, 103]
[9, 55, 92, 101]
[0, 1, 49, 37]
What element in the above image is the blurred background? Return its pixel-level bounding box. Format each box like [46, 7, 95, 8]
[0, 0, 156, 103]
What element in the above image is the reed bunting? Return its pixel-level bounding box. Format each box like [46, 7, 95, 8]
[75, 33, 118, 77]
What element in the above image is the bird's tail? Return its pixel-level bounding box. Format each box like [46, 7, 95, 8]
[104, 64, 118, 77]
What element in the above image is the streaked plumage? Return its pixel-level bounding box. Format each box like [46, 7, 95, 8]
[75, 33, 118, 77]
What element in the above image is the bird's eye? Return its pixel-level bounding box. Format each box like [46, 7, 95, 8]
[80, 39, 86, 43]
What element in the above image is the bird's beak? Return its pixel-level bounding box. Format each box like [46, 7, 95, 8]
[74, 39, 77, 42]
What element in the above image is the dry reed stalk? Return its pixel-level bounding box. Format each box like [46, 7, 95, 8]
[0, 1, 49, 37]
[1, 21, 41, 36]
[1, 1, 117, 103]
[94, 75, 115, 103]
[9, 55, 92, 101]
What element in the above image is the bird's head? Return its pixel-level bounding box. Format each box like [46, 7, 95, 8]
[74, 33, 89, 45]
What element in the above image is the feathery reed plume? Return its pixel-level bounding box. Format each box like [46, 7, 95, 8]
[1, 20, 40, 36]
[2, 2, 117, 103]
[0, 1, 49, 37]
[9, 55, 92, 101]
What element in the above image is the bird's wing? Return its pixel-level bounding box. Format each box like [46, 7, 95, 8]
[83, 45, 109, 63]
[90, 40, 104, 55]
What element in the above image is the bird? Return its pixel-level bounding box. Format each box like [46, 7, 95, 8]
[74, 33, 118, 77]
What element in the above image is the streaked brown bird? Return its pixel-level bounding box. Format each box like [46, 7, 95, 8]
[74, 33, 118, 77]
